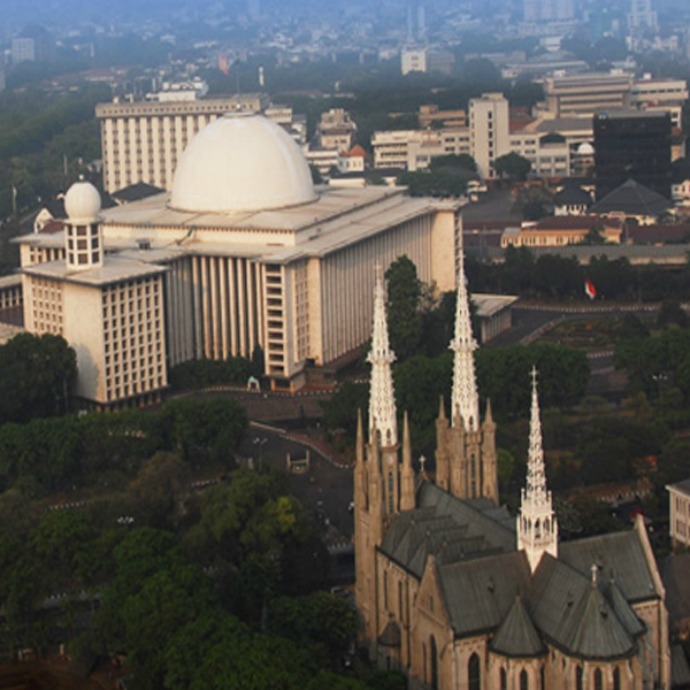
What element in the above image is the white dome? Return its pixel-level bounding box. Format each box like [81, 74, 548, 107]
[577, 142, 595, 155]
[170, 112, 317, 213]
[64, 179, 102, 221]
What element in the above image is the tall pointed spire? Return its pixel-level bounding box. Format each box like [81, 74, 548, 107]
[400, 411, 415, 511]
[450, 250, 479, 432]
[526, 367, 548, 505]
[367, 263, 398, 448]
[517, 368, 558, 572]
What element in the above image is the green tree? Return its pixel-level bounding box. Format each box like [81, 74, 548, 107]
[268, 591, 357, 669]
[385, 255, 423, 360]
[493, 152, 531, 180]
[0, 333, 76, 423]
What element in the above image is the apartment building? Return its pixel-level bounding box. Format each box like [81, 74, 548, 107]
[469, 92, 511, 178]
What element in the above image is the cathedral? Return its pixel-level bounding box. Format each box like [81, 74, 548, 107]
[353, 257, 670, 690]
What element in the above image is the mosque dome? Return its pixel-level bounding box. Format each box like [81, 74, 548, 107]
[64, 178, 102, 221]
[577, 142, 595, 156]
[170, 112, 317, 213]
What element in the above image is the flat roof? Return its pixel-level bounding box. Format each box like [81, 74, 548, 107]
[23, 256, 168, 288]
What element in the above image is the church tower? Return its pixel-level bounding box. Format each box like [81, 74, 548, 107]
[517, 368, 558, 572]
[435, 251, 498, 502]
[354, 264, 415, 658]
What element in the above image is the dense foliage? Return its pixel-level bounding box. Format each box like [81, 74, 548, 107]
[0, 397, 247, 497]
[0, 333, 76, 424]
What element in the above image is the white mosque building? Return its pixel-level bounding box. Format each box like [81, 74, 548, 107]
[18, 112, 459, 405]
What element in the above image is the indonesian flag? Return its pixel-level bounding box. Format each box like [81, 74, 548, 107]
[584, 276, 597, 300]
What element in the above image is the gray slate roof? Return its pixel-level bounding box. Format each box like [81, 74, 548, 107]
[378, 482, 655, 661]
[559, 530, 657, 603]
[440, 551, 532, 637]
[530, 555, 639, 661]
[380, 482, 515, 578]
[591, 179, 673, 217]
[490, 596, 545, 658]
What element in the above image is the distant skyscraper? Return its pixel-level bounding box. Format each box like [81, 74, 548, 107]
[523, 0, 574, 22]
[405, 0, 426, 43]
[628, 0, 658, 32]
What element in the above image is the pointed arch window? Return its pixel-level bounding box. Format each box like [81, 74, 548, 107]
[388, 472, 394, 513]
[468, 652, 480, 690]
[594, 668, 603, 690]
[430, 636, 439, 690]
[613, 667, 621, 690]
[576, 665, 583, 690]
[470, 454, 477, 498]
[520, 668, 529, 690]
[500, 667, 507, 690]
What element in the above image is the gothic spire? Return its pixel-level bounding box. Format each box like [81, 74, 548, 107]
[450, 250, 479, 432]
[526, 367, 548, 505]
[367, 263, 398, 448]
[517, 367, 558, 572]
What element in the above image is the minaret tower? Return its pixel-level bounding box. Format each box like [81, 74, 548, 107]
[63, 176, 104, 271]
[517, 368, 558, 572]
[435, 249, 498, 502]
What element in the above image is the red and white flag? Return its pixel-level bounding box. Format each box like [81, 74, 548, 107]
[584, 276, 597, 300]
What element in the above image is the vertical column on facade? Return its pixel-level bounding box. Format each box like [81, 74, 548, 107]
[228, 258, 238, 357]
[237, 259, 246, 357]
[140, 116, 149, 183]
[208, 256, 220, 359]
[183, 257, 195, 362]
[200, 256, 211, 359]
[173, 261, 184, 364]
[163, 116, 173, 191]
[116, 118, 126, 190]
[246, 261, 256, 357]
[219, 257, 229, 360]
[191, 255, 203, 358]
[255, 263, 265, 356]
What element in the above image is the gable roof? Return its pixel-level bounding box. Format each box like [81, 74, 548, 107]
[553, 186, 592, 207]
[440, 551, 532, 637]
[490, 596, 545, 658]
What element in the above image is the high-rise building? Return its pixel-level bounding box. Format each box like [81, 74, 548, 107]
[469, 93, 510, 179]
[11, 25, 54, 64]
[354, 254, 670, 689]
[594, 110, 672, 200]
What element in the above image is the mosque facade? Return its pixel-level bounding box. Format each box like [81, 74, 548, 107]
[18, 113, 458, 404]
[354, 257, 670, 690]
